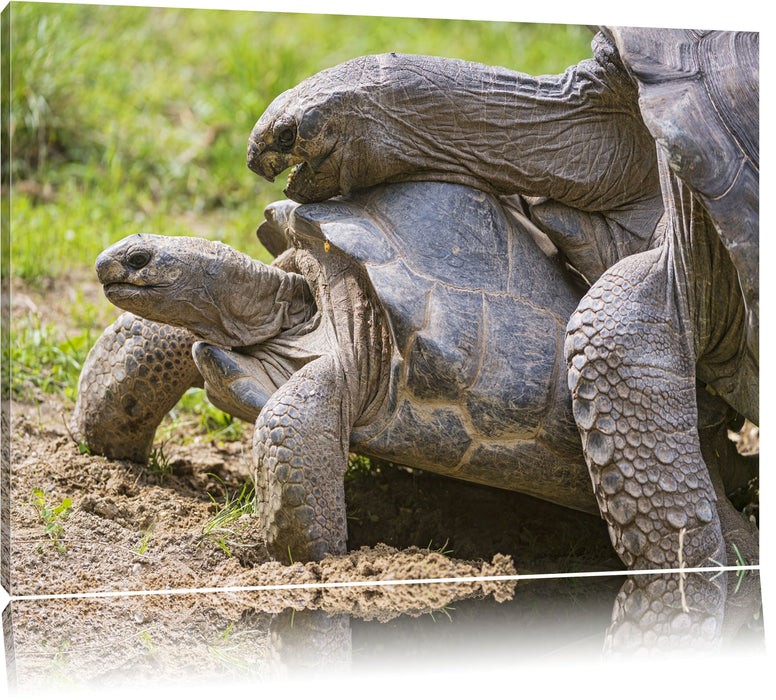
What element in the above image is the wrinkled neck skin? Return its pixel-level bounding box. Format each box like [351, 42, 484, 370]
[193, 246, 314, 348]
[288, 52, 659, 213]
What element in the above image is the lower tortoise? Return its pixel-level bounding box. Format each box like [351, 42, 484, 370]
[72, 181, 592, 561]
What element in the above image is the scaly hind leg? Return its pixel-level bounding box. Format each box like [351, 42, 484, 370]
[70, 312, 202, 463]
[253, 354, 350, 563]
[565, 248, 728, 648]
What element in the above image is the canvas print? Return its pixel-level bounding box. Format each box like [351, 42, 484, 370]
[0, 0, 763, 691]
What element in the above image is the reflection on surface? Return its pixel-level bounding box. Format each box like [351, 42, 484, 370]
[606, 567, 762, 654]
[3, 569, 763, 694]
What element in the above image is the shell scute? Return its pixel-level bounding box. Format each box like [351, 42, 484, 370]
[406, 284, 483, 401]
[465, 294, 561, 439]
[357, 182, 513, 293]
[319, 219, 397, 265]
[365, 258, 432, 353]
[608, 27, 700, 83]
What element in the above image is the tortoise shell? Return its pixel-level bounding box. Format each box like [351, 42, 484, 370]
[265, 181, 595, 511]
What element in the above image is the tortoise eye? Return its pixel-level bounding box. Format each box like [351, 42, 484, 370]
[275, 123, 297, 150]
[126, 249, 152, 270]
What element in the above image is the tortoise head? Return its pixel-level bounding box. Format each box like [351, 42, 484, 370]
[247, 80, 340, 203]
[247, 57, 363, 203]
[248, 53, 489, 204]
[95, 234, 313, 347]
[248, 51, 662, 218]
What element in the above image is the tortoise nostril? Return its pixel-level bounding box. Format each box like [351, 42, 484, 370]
[126, 250, 152, 270]
[95, 251, 112, 280]
[247, 138, 263, 161]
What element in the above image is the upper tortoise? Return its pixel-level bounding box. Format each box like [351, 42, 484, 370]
[248, 28, 759, 616]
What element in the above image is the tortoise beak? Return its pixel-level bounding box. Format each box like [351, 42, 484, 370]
[95, 250, 126, 285]
[247, 136, 306, 185]
[247, 137, 274, 181]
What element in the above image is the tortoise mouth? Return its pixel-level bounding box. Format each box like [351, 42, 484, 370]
[247, 142, 306, 184]
[102, 281, 170, 302]
[285, 161, 305, 185]
[247, 136, 337, 203]
[249, 145, 338, 203]
[283, 157, 341, 204]
[284, 161, 310, 194]
[103, 282, 146, 300]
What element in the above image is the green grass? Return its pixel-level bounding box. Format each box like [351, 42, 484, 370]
[5, 3, 592, 439]
[147, 443, 174, 483]
[134, 527, 154, 557]
[5, 315, 96, 401]
[156, 387, 247, 444]
[199, 476, 258, 556]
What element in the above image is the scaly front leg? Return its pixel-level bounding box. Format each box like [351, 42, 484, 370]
[253, 355, 350, 563]
[70, 313, 202, 463]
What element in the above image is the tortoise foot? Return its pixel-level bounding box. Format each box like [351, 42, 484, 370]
[605, 570, 726, 654]
[71, 313, 201, 462]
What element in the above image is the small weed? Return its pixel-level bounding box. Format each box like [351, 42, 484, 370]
[199, 476, 258, 556]
[147, 443, 173, 483]
[41, 639, 73, 683]
[428, 539, 454, 557]
[135, 527, 154, 556]
[203, 623, 253, 672]
[732, 544, 748, 593]
[31, 489, 72, 552]
[709, 543, 750, 593]
[215, 622, 235, 642]
[138, 630, 158, 660]
[429, 606, 455, 622]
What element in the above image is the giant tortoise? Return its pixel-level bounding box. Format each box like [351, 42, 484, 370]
[72, 181, 596, 561]
[246, 29, 759, 604]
